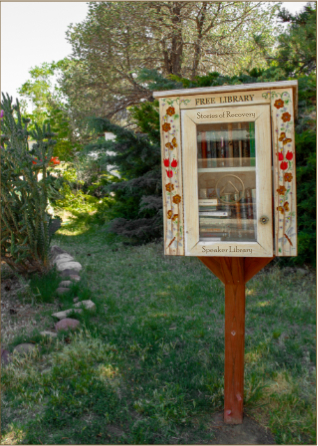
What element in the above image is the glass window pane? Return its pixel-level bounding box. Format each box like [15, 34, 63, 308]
[197, 122, 257, 242]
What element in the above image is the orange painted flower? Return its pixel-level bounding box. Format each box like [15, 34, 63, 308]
[162, 123, 171, 132]
[283, 138, 292, 146]
[172, 214, 178, 221]
[284, 172, 293, 182]
[167, 210, 173, 219]
[281, 112, 291, 122]
[274, 99, 284, 109]
[277, 206, 284, 215]
[172, 194, 181, 204]
[278, 132, 286, 141]
[165, 142, 174, 150]
[166, 107, 175, 116]
[277, 185, 287, 195]
[165, 183, 174, 192]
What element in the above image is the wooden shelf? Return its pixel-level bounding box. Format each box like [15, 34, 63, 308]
[198, 166, 256, 173]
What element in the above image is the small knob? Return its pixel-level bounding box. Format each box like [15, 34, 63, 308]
[260, 215, 269, 225]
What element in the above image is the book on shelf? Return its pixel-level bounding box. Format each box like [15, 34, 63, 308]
[200, 237, 223, 242]
[200, 232, 229, 238]
[199, 199, 219, 206]
[199, 211, 228, 217]
[245, 188, 254, 220]
[201, 131, 207, 168]
[249, 123, 255, 167]
[206, 131, 212, 168]
[197, 132, 202, 168]
[210, 132, 217, 167]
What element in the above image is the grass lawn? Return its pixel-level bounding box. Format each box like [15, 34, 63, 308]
[1, 224, 316, 445]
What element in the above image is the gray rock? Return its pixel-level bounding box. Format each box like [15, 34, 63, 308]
[57, 261, 82, 272]
[54, 253, 74, 264]
[74, 299, 96, 311]
[1, 349, 11, 365]
[73, 297, 79, 303]
[50, 245, 67, 259]
[52, 309, 83, 320]
[59, 280, 72, 287]
[40, 331, 57, 338]
[60, 269, 81, 278]
[70, 275, 81, 282]
[56, 287, 70, 295]
[55, 318, 80, 332]
[13, 343, 36, 355]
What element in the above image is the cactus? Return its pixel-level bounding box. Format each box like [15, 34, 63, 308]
[1, 93, 61, 274]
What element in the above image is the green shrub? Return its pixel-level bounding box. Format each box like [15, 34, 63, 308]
[1, 93, 61, 274]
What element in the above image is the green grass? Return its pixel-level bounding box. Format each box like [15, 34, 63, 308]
[1, 229, 316, 445]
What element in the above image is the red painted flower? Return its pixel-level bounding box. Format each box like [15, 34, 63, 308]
[274, 99, 284, 109]
[278, 152, 284, 161]
[280, 161, 288, 170]
[163, 158, 170, 167]
[162, 123, 171, 132]
[285, 151, 293, 161]
[171, 159, 178, 168]
[281, 112, 291, 122]
[166, 107, 175, 116]
[166, 170, 173, 178]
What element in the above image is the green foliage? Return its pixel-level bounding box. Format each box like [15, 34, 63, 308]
[275, 3, 316, 76]
[1, 93, 61, 274]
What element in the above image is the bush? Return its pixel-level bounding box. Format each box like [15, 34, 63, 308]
[1, 93, 61, 274]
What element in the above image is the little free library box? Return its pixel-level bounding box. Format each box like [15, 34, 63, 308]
[153, 80, 298, 259]
[154, 81, 298, 425]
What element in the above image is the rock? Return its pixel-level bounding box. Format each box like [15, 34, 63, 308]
[73, 297, 79, 303]
[40, 331, 57, 338]
[59, 280, 72, 287]
[55, 318, 80, 332]
[50, 245, 67, 259]
[54, 253, 74, 264]
[1, 349, 11, 365]
[70, 275, 81, 282]
[52, 309, 83, 320]
[57, 261, 82, 272]
[13, 343, 36, 355]
[74, 299, 96, 311]
[296, 268, 308, 276]
[56, 287, 70, 295]
[60, 269, 81, 278]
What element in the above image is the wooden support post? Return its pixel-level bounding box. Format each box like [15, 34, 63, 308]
[197, 256, 274, 424]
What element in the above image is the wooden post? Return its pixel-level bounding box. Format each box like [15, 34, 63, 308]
[198, 256, 274, 424]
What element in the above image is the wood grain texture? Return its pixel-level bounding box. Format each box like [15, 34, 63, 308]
[244, 257, 274, 283]
[197, 257, 225, 283]
[270, 88, 297, 257]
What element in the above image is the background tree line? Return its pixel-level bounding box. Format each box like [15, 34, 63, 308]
[17, 2, 316, 266]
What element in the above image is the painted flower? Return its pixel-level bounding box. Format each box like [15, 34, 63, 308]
[172, 214, 178, 221]
[283, 138, 292, 146]
[285, 151, 293, 161]
[278, 132, 286, 141]
[278, 152, 284, 161]
[165, 183, 174, 192]
[280, 161, 288, 171]
[284, 172, 293, 182]
[165, 142, 174, 150]
[284, 201, 290, 212]
[166, 107, 175, 116]
[277, 205, 284, 214]
[166, 169, 173, 178]
[163, 158, 170, 167]
[167, 210, 173, 219]
[274, 99, 284, 109]
[277, 185, 287, 195]
[171, 159, 178, 168]
[162, 123, 171, 132]
[281, 112, 291, 122]
[172, 194, 181, 204]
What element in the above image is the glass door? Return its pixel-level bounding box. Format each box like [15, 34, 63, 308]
[181, 105, 272, 257]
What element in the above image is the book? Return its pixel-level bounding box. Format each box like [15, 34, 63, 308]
[199, 199, 219, 206]
[201, 131, 207, 168]
[249, 123, 255, 166]
[197, 132, 202, 168]
[206, 131, 212, 168]
[245, 188, 254, 220]
[228, 123, 234, 167]
[210, 132, 217, 167]
[199, 211, 228, 217]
